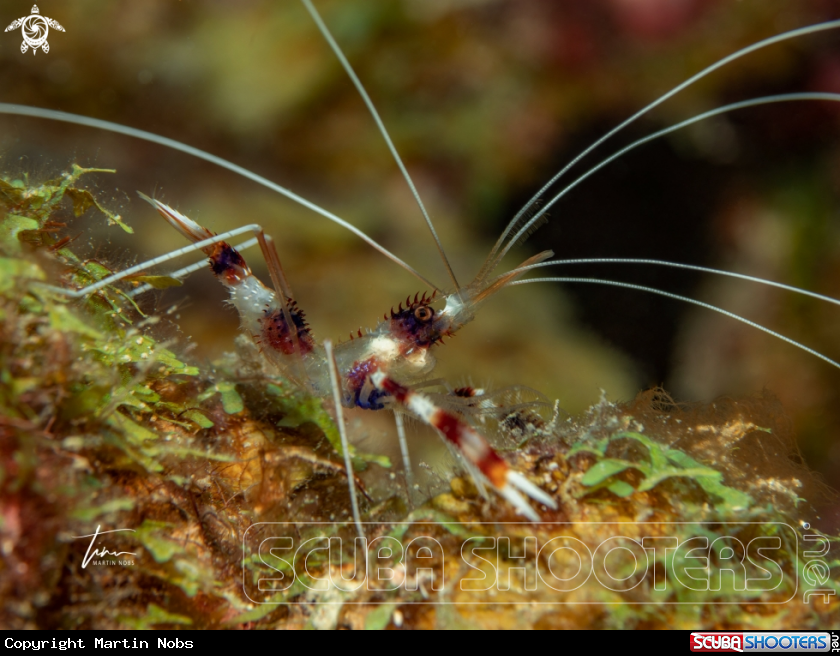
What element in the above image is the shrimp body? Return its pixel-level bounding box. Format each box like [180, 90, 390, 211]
[144, 193, 558, 521]
[153, 195, 443, 399]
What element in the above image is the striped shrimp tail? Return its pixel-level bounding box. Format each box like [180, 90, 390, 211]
[138, 192, 253, 285]
[138, 192, 214, 245]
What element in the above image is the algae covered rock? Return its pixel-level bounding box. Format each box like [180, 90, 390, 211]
[0, 167, 837, 629]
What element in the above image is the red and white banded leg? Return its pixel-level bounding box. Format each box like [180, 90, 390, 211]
[370, 371, 557, 521]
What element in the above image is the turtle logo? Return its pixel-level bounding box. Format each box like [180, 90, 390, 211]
[5, 5, 64, 55]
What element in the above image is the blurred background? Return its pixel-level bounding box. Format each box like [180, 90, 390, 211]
[1, 0, 840, 487]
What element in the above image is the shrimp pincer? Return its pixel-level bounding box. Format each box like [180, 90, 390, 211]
[140, 192, 558, 524]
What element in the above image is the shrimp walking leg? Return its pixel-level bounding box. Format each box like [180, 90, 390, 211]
[325, 339, 364, 538]
[393, 411, 415, 508]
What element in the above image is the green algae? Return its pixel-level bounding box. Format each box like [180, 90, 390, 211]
[572, 430, 753, 510]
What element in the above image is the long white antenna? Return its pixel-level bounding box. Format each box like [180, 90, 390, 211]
[510, 277, 840, 370]
[510, 258, 840, 308]
[300, 0, 461, 292]
[488, 20, 840, 266]
[0, 102, 439, 292]
[493, 93, 840, 267]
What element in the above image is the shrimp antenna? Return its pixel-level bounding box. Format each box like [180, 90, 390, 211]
[479, 19, 840, 278]
[0, 102, 440, 293]
[510, 258, 840, 309]
[509, 277, 840, 371]
[300, 0, 461, 294]
[487, 92, 840, 271]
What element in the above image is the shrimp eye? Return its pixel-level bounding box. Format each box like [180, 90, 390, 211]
[414, 306, 434, 322]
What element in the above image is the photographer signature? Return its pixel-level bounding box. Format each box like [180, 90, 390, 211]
[72, 525, 137, 568]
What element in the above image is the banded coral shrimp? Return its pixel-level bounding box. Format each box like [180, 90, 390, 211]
[1, 0, 840, 520]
